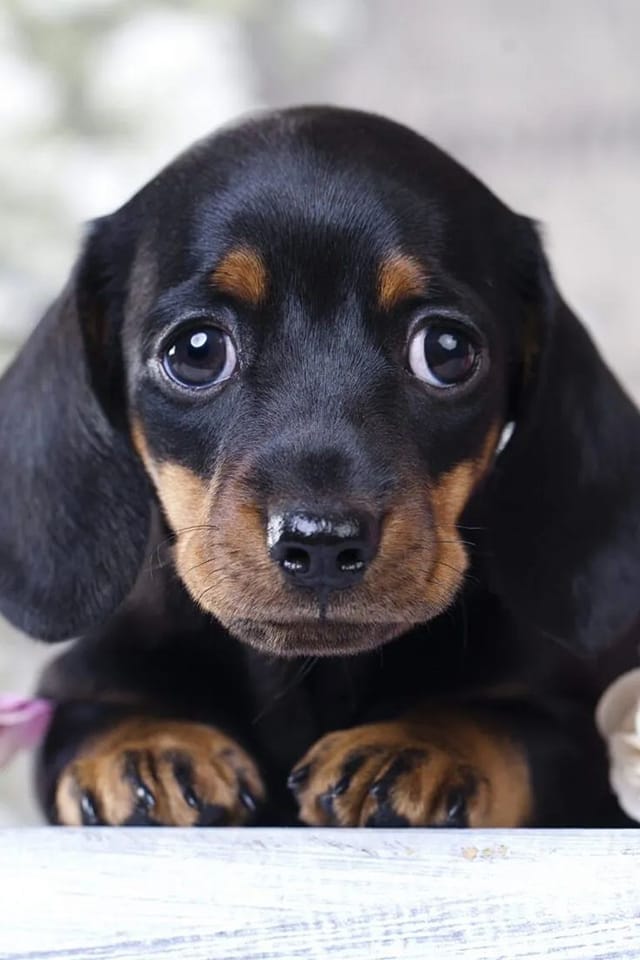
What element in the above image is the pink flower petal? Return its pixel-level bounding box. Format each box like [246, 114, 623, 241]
[0, 696, 53, 768]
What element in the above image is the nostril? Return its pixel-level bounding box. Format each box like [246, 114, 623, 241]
[268, 509, 380, 591]
[336, 548, 365, 573]
[281, 546, 311, 575]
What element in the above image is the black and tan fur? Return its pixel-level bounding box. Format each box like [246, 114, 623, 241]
[1, 107, 639, 828]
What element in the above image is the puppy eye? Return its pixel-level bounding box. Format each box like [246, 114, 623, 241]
[162, 326, 237, 388]
[408, 323, 479, 387]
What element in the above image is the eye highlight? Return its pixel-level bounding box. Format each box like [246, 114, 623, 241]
[162, 325, 237, 388]
[408, 322, 480, 388]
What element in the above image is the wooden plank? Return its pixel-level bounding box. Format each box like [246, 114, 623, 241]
[0, 828, 638, 960]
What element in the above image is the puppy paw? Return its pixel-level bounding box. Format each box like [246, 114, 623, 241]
[288, 719, 530, 827]
[55, 718, 264, 826]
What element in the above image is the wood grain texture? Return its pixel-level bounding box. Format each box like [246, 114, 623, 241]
[0, 829, 638, 959]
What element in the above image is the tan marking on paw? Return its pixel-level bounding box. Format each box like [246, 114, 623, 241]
[55, 718, 264, 827]
[290, 712, 531, 828]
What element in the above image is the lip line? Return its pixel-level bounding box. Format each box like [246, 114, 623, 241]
[229, 616, 411, 630]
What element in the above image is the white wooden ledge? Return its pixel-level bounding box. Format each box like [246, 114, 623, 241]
[1, 829, 639, 959]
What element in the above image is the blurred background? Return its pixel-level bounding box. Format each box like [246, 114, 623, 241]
[1, 0, 639, 823]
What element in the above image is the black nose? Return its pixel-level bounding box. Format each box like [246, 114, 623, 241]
[268, 510, 380, 591]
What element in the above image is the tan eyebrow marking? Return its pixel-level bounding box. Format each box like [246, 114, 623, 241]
[377, 253, 429, 311]
[210, 246, 268, 307]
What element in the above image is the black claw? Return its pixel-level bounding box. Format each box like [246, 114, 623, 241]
[333, 753, 367, 796]
[368, 750, 420, 804]
[317, 753, 367, 819]
[320, 753, 369, 815]
[238, 778, 258, 813]
[124, 752, 156, 813]
[183, 785, 200, 809]
[287, 764, 311, 793]
[169, 753, 201, 811]
[332, 776, 350, 797]
[368, 779, 386, 800]
[79, 789, 103, 826]
[317, 790, 336, 817]
[444, 786, 470, 827]
[317, 754, 367, 818]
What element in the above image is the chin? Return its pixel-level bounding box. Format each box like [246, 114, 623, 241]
[225, 619, 410, 657]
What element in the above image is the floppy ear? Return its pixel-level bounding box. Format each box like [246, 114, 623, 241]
[485, 222, 640, 653]
[0, 220, 151, 641]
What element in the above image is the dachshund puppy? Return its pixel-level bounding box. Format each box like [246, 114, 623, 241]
[1, 107, 639, 827]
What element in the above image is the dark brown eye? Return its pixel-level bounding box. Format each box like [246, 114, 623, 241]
[408, 323, 478, 387]
[163, 326, 237, 388]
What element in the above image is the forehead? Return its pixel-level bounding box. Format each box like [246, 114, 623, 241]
[125, 110, 516, 315]
[164, 156, 435, 294]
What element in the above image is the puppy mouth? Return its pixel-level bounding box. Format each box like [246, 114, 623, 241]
[225, 617, 411, 657]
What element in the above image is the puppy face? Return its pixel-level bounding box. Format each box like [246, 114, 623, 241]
[4, 107, 638, 653]
[117, 109, 527, 656]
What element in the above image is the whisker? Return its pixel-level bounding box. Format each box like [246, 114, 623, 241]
[433, 538, 477, 548]
[194, 582, 221, 608]
[180, 555, 221, 579]
[172, 524, 219, 534]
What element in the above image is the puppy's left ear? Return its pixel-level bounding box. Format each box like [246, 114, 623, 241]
[0, 217, 151, 641]
[484, 218, 640, 653]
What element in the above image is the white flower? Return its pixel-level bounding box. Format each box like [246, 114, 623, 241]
[596, 668, 640, 821]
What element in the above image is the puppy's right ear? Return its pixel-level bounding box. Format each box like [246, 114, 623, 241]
[0, 220, 151, 641]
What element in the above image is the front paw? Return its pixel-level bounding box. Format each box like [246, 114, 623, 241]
[55, 718, 264, 826]
[288, 721, 513, 827]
